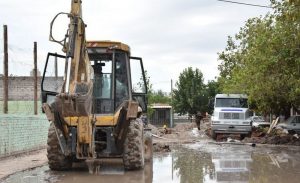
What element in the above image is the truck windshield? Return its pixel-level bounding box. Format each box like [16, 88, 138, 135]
[215, 98, 248, 108]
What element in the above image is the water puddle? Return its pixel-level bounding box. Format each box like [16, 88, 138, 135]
[3, 143, 300, 183]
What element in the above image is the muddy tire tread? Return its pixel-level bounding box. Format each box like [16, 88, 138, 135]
[47, 123, 72, 171]
[123, 119, 144, 170]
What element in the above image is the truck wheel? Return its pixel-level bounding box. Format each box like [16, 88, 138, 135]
[240, 132, 252, 140]
[47, 122, 72, 170]
[144, 131, 153, 162]
[211, 130, 217, 140]
[123, 119, 144, 170]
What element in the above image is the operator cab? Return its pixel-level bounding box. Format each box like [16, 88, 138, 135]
[86, 41, 147, 115]
[41, 41, 147, 116]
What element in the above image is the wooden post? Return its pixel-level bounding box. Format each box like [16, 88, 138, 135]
[34, 42, 38, 115]
[267, 117, 279, 134]
[170, 79, 173, 128]
[3, 25, 8, 114]
[55, 53, 58, 79]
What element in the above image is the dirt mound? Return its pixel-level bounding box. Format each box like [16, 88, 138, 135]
[243, 135, 300, 145]
[147, 124, 161, 136]
[173, 123, 196, 132]
[242, 127, 300, 145]
[153, 143, 171, 152]
[243, 134, 300, 146]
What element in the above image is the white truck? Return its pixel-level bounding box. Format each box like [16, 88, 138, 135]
[211, 94, 252, 140]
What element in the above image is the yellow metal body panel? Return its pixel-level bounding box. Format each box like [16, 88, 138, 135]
[77, 116, 92, 143]
[86, 40, 130, 53]
[64, 109, 121, 126]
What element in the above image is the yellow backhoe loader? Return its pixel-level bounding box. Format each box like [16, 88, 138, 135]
[41, 0, 152, 170]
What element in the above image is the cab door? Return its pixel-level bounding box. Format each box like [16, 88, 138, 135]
[130, 57, 147, 112]
[41, 53, 66, 106]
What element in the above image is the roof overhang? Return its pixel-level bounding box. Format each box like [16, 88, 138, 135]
[86, 40, 130, 53]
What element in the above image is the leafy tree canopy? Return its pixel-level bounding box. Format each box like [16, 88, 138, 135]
[218, 0, 300, 116]
[148, 89, 171, 104]
[173, 67, 208, 116]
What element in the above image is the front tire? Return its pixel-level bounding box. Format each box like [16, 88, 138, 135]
[211, 130, 217, 140]
[240, 132, 252, 140]
[123, 119, 144, 170]
[47, 122, 72, 171]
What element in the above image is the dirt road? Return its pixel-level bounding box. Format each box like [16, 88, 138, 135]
[0, 149, 47, 180]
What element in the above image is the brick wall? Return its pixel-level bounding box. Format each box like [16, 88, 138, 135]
[0, 76, 62, 157]
[0, 76, 63, 101]
[0, 114, 49, 157]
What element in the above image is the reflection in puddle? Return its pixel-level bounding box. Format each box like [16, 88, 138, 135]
[3, 144, 300, 183]
[211, 151, 252, 182]
[175, 144, 300, 183]
[85, 159, 125, 175]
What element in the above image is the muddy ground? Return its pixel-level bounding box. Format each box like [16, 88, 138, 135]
[0, 149, 48, 180]
[1, 119, 300, 181]
[150, 119, 300, 152]
[4, 137, 300, 183]
[150, 120, 212, 153]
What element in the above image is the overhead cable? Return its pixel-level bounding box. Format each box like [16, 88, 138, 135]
[217, 0, 272, 8]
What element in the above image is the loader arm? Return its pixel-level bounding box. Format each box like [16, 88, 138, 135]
[45, 0, 94, 159]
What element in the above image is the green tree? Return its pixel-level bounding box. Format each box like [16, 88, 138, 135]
[148, 89, 171, 104]
[173, 67, 208, 117]
[218, 0, 300, 116]
[206, 80, 221, 114]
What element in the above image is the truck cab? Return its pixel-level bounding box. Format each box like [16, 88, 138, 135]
[211, 94, 252, 140]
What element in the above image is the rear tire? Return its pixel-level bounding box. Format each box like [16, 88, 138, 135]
[144, 131, 153, 162]
[47, 122, 72, 171]
[123, 119, 144, 170]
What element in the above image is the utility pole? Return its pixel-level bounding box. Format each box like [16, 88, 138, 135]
[170, 79, 174, 127]
[3, 25, 8, 114]
[34, 42, 38, 115]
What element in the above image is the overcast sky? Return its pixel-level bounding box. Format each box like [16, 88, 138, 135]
[0, 0, 271, 92]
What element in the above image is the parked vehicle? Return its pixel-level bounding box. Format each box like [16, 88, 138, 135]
[211, 94, 252, 140]
[250, 116, 270, 128]
[276, 115, 300, 134]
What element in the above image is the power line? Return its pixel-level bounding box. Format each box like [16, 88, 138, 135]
[217, 0, 273, 8]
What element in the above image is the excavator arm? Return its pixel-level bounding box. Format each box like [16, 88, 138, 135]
[50, 0, 92, 93]
[45, 0, 94, 159]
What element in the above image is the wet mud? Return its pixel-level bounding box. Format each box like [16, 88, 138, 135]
[3, 141, 300, 183]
